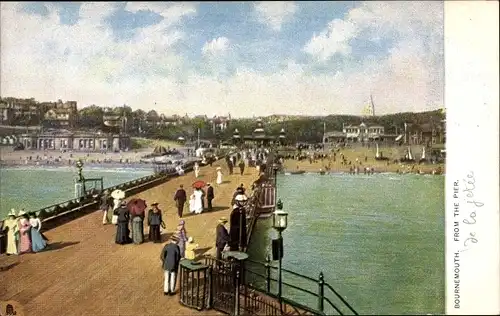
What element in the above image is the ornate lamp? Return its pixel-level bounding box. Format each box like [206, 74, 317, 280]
[272, 201, 288, 233]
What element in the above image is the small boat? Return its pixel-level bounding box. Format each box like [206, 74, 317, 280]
[319, 170, 326, 175]
[290, 170, 306, 175]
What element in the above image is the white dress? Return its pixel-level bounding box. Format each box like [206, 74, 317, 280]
[216, 170, 223, 184]
[194, 164, 200, 178]
[189, 194, 196, 213]
[193, 190, 203, 214]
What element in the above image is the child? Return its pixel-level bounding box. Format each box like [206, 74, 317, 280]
[185, 237, 199, 260]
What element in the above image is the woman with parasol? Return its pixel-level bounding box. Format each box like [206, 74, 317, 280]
[128, 199, 147, 244]
[191, 180, 205, 214]
[111, 189, 126, 225]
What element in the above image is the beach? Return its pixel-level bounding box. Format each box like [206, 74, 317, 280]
[0, 145, 190, 168]
[281, 146, 445, 174]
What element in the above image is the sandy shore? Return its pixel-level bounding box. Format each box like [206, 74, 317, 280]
[282, 158, 445, 174]
[0, 146, 194, 168]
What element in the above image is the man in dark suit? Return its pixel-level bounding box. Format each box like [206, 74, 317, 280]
[160, 237, 181, 296]
[206, 183, 214, 211]
[215, 217, 230, 260]
[173, 184, 187, 218]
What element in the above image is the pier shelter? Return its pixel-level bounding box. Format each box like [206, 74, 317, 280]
[232, 119, 287, 147]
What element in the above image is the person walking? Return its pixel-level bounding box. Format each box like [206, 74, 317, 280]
[100, 190, 111, 225]
[148, 203, 165, 243]
[215, 217, 230, 260]
[160, 237, 181, 296]
[2, 209, 19, 255]
[29, 213, 48, 252]
[173, 184, 187, 218]
[174, 220, 188, 258]
[206, 183, 214, 211]
[238, 159, 245, 175]
[115, 201, 132, 245]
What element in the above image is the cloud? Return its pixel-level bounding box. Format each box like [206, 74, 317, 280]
[0, 2, 443, 117]
[202, 37, 230, 56]
[254, 1, 297, 31]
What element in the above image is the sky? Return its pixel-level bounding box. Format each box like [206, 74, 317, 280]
[0, 1, 444, 118]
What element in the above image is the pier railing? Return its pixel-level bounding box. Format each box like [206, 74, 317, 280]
[244, 257, 358, 315]
[18, 161, 197, 230]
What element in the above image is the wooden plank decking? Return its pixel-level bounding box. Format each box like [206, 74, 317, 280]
[0, 161, 259, 316]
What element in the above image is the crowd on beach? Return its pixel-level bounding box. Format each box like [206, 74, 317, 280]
[1, 209, 49, 255]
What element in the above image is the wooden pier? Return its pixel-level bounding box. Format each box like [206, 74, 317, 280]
[0, 161, 259, 316]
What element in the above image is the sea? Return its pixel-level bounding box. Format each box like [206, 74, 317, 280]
[0, 166, 154, 216]
[247, 172, 445, 315]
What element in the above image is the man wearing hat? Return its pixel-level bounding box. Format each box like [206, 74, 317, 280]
[215, 217, 230, 260]
[206, 183, 214, 211]
[100, 190, 111, 225]
[173, 185, 187, 218]
[148, 202, 165, 243]
[160, 236, 181, 295]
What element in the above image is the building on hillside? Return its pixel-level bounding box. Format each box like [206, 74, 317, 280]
[406, 122, 445, 146]
[18, 129, 131, 152]
[210, 114, 231, 133]
[0, 97, 40, 125]
[157, 114, 183, 126]
[42, 100, 78, 128]
[323, 122, 388, 145]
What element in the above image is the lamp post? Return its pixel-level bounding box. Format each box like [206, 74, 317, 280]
[272, 163, 279, 188]
[234, 193, 248, 251]
[272, 201, 287, 314]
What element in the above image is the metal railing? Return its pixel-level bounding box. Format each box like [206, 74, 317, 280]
[2, 161, 197, 225]
[244, 258, 358, 315]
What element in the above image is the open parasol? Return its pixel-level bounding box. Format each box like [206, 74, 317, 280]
[127, 198, 147, 216]
[192, 180, 206, 189]
[111, 189, 126, 200]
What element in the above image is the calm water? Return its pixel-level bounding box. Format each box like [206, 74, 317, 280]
[247, 173, 444, 315]
[0, 167, 154, 217]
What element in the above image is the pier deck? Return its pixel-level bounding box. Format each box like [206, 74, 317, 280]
[0, 161, 258, 316]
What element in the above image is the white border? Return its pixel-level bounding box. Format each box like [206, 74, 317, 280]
[445, 2, 500, 315]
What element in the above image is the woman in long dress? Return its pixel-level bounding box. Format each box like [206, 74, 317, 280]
[29, 213, 48, 252]
[216, 167, 223, 185]
[115, 201, 132, 245]
[193, 189, 204, 214]
[194, 162, 200, 178]
[188, 193, 196, 213]
[18, 213, 32, 254]
[131, 212, 145, 244]
[2, 209, 19, 255]
[175, 220, 188, 258]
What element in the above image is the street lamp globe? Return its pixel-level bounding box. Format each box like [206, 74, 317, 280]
[273, 209, 288, 232]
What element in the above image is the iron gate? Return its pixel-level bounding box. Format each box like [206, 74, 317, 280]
[205, 256, 239, 314]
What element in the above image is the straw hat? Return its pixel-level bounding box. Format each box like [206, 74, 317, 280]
[216, 167, 222, 170]
[188, 236, 194, 243]
[8, 208, 17, 217]
[151, 202, 159, 206]
[218, 217, 228, 224]
[18, 209, 26, 217]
